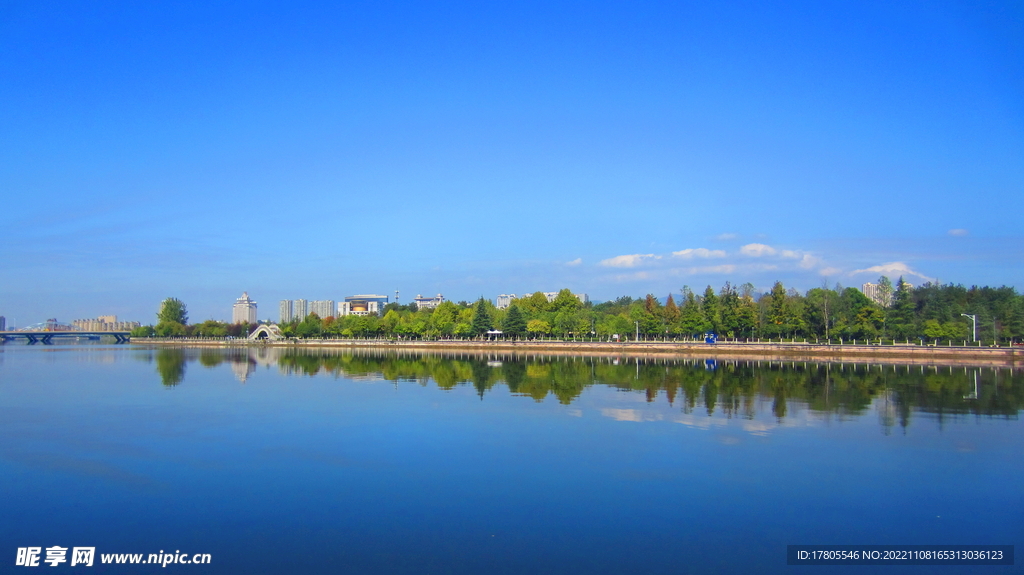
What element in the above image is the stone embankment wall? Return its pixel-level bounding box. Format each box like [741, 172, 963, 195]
[135, 338, 1021, 368]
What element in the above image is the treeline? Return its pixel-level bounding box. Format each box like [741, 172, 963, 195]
[135, 279, 1024, 343]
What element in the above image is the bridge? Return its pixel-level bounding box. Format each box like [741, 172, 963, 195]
[0, 331, 131, 344]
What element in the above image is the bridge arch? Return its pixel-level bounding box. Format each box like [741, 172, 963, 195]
[248, 324, 284, 341]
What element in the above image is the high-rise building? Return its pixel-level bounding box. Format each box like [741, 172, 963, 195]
[496, 294, 517, 309]
[310, 300, 336, 319]
[293, 299, 308, 320]
[413, 294, 444, 309]
[0, 316, 6, 331]
[232, 292, 258, 324]
[861, 282, 893, 307]
[279, 300, 293, 323]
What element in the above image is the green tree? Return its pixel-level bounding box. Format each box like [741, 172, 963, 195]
[664, 294, 680, 331]
[923, 319, 945, 339]
[853, 307, 886, 338]
[679, 291, 707, 335]
[888, 277, 917, 339]
[719, 282, 741, 337]
[380, 310, 401, 335]
[877, 275, 894, 308]
[517, 292, 552, 314]
[631, 299, 661, 337]
[470, 298, 493, 336]
[702, 285, 721, 334]
[551, 289, 582, 312]
[193, 320, 228, 337]
[157, 297, 188, 325]
[503, 304, 527, 339]
[735, 294, 758, 337]
[803, 286, 837, 340]
[526, 319, 551, 336]
[431, 301, 460, 337]
[155, 321, 186, 337]
[296, 313, 323, 338]
[765, 281, 789, 337]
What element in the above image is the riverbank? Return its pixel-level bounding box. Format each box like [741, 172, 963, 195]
[132, 338, 1022, 367]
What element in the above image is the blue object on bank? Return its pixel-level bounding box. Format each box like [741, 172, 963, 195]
[705, 332, 717, 344]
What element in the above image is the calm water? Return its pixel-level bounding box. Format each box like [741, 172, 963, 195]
[1, 344, 1021, 574]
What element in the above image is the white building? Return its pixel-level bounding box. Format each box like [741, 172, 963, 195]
[496, 294, 517, 309]
[293, 299, 308, 320]
[337, 300, 381, 316]
[71, 316, 141, 331]
[862, 281, 914, 308]
[279, 300, 293, 323]
[413, 294, 445, 309]
[232, 292, 258, 324]
[310, 300, 336, 319]
[336, 295, 388, 316]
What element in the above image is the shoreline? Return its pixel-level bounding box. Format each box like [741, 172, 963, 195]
[131, 338, 1022, 368]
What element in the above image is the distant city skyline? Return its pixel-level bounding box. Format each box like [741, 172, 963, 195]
[1, 2, 1021, 323]
[0, 269, 999, 327]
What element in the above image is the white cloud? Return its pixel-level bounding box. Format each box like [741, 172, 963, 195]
[599, 254, 660, 268]
[672, 248, 726, 259]
[798, 254, 820, 269]
[715, 233, 738, 241]
[948, 228, 969, 237]
[565, 258, 582, 266]
[780, 250, 801, 259]
[819, 267, 842, 276]
[851, 261, 934, 282]
[601, 408, 663, 422]
[739, 243, 777, 257]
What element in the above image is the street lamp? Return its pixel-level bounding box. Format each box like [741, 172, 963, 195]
[961, 314, 977, 343]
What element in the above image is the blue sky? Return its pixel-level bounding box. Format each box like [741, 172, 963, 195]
[1, 0, 1022, 324]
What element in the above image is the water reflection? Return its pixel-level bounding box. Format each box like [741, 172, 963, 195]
[154, 349, 186, 387]
[141, 347, 1023, 429]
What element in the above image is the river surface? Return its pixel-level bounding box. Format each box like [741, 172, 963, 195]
[1, 344, 1021, 574]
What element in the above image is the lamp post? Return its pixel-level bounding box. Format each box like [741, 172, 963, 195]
[635, 320, 639, 342]
[961, 314, 977, 343]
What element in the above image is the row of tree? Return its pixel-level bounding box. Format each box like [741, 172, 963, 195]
[134, 278, 1024, 343]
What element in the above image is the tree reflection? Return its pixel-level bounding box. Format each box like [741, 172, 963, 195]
[149, 347, 1024, 429]
[155, 349, 186, 386]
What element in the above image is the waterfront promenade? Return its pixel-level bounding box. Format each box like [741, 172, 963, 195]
[133, 337, 1022, 367]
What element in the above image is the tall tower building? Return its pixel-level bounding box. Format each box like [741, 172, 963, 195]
[293, 299, 308, 320]
[232, 292, 258, 324]
[279, 300, 293, 323]
[310, 300, 336, 319]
